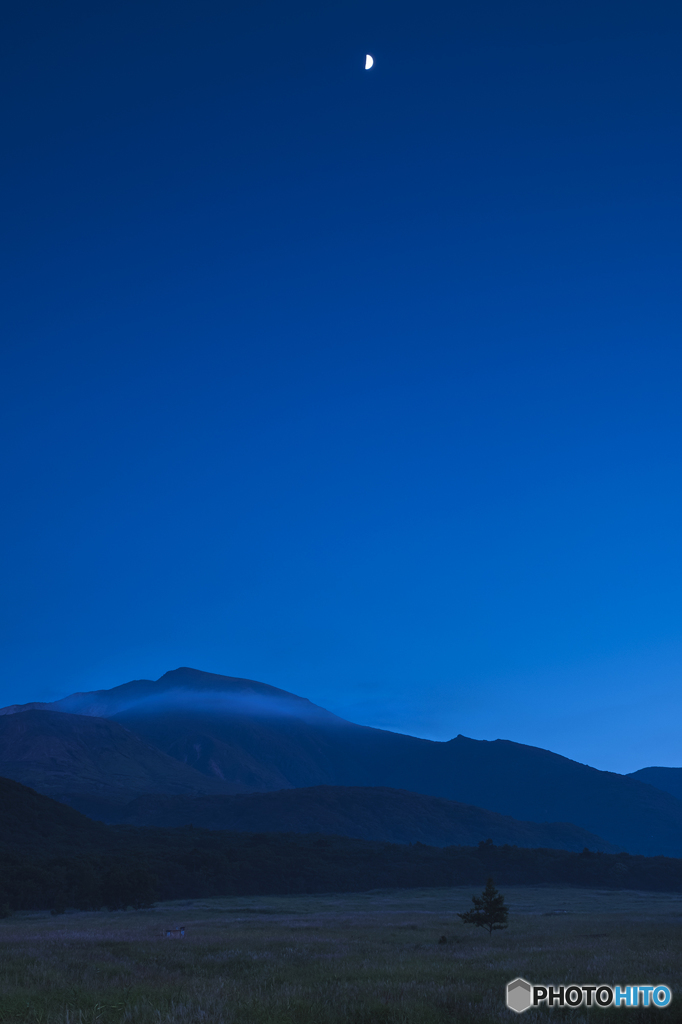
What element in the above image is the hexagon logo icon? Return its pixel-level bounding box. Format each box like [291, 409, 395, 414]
[507, 978, 532, 1013]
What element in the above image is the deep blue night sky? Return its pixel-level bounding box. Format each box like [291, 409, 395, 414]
[2, 0, 682, 773]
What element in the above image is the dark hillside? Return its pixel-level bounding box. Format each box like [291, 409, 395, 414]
[0, 710, 244, 816]
[114, 785, 618, 852]
[113, 679, 682, 857]
[3, 669, 682, 856]
[629, 767, 682, 802]
[108, 671, 682, 856]
[1, 775, 681, 914]
[0, 776, 107, 852]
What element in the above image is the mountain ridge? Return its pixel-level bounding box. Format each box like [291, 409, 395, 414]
[1, 667, 682, 856]
[112, 784, 620, 852]
[628, 767, 682, 803]
[0, 668, 336, 721]
[0, 708, 248, 817]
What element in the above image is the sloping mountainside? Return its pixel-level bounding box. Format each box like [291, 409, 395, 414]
[113, 785, 619, 852]
[3, 775, 682, 914]
[0, 775, 108, 853]
[0, 709, 246, 817]
[629, 767, 682, 802]
[3, 667, 682, 856]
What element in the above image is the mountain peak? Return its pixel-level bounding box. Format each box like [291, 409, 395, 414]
[0, 668, 336, 722]
[2, 668, 682, 856]
[154, 667, 314, 703]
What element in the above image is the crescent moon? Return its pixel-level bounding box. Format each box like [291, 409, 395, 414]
[365, 54, 374, 70]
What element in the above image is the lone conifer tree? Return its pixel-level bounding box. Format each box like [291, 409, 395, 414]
[458, 878, 509, 935]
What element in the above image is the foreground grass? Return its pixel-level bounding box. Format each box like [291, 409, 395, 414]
[0, 887, 680, 1023]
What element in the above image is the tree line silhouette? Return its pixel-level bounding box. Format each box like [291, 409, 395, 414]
[2, 829, 682, 915]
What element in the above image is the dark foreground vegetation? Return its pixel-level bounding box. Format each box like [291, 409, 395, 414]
[4, 829, 682, 914]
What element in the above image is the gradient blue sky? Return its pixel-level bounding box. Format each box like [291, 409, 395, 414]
[2, 0, 682, 773]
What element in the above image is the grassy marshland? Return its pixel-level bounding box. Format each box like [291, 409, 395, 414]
[0, 887, 679, 1024]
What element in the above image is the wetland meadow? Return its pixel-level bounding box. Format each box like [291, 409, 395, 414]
[0, 886, 680, 1024]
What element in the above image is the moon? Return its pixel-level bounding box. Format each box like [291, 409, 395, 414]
[365, 54, 374, 70]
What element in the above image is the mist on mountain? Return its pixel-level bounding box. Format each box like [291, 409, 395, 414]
[0, 668, 338, 723]
[2, 667, 682, 857]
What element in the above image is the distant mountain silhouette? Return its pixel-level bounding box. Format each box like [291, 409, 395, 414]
[0, 709, 246, 817]
[629, 767, 682, 802]
[2, 667, 682, 855]
[113, 785, 619, 852]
